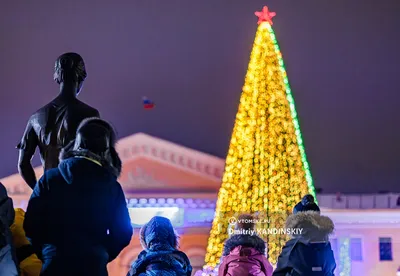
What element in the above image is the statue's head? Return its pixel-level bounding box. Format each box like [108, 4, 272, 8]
[54, 52, 87, 95]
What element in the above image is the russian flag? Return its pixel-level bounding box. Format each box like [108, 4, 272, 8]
[142, 97, 155, 109]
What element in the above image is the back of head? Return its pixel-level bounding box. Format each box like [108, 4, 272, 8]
[293, 194, 320, 214]
[60, 117, 122, 177]
[74, 118, 116, 155]
[235, 213, 255, 231]
[54, 52, 87, 84]
[140, 216, 178, 250]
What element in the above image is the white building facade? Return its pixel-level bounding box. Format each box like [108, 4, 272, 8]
[321, 194, 400, 276]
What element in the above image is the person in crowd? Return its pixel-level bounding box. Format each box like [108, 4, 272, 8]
[10, 208, 42, 276]
[273, 194, 336, 276]
[127, 216, 192, 276]
[23, 118, 133, 276]
[17, 52, 100, 189]
[0, 182, 19, 275]
[218, 213, 273, 276]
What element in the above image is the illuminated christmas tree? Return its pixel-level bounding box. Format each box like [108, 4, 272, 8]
[204, 6, 316, 268]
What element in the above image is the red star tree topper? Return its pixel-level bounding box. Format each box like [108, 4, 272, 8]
[255, 6, 276, 25]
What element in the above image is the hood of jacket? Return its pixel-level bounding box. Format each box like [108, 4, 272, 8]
[58, 152, 118, 185]
[60, 145, 121, 178]
[285, 211, 334, 243]
[140, 216, 178, 251]
[59, 148, 121, 183]
[223, 234, 266, 256]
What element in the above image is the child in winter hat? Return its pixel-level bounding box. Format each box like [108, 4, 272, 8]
[273, 195, 336, 276]
[127, 216, 192, 276]
[219, 213, 273, 276]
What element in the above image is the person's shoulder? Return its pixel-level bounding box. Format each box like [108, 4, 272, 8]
[111, 180, 126, 196]
[173, 250, 191, 262]
[281, 238, 304, 258]
[44, 167, 62, 177]
[39, 168, 65, 188]
[285, 237, 300, 247]
[173, 250, 192, 271]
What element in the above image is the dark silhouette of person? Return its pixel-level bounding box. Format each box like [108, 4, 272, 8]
[17, 52, 100, 189]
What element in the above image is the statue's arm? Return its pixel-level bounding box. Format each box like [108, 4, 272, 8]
[17, 119, 38, 189]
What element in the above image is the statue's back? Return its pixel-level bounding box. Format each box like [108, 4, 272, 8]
[27, 96, 99, 171]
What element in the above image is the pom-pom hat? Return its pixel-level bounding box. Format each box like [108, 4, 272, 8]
[293, 194, 320, 214]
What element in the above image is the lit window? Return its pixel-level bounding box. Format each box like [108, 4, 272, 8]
[128, 207, 183, 228]
[350, 238, 363, 261]
[379, 237, 393, 261]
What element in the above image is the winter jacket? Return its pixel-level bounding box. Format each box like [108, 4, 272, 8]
[0, 244, 19, 276]
[0, 183, 15, 228]
[10, 208, 42, 276]
[0, 182, 19, 276]
[23, 152, 133, 276]
[127, 216, 192, 276]
[218, 234, 273, 276]
[273, 211, 336, 276]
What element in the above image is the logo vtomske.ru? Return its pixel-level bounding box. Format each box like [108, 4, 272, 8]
[227, 217, 271, 225]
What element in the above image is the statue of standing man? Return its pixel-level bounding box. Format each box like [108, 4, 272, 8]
[17, 53, 100, 189]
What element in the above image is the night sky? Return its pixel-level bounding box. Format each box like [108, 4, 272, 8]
[1, 0, 399, 193]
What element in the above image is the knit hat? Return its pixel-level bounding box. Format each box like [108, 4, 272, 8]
[293, 194, 320, 214]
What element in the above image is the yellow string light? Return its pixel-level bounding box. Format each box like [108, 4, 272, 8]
[204, 17, 316, 268]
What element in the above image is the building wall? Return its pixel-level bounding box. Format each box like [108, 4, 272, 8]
[333, 227, 400, 276]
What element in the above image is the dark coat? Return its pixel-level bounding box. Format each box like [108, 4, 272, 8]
[273, 211, 336, 276]
[0, 244, 18, 276]
[23, 151, 133, 276]
[127, 216, 192, 276]
[0, 183, 15, 228]
[219, 234, 273, 276]
[0, 182, 18, 276]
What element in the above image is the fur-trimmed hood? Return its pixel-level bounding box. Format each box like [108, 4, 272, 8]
[285, 211, 334, 242]
[223, 234, 266, 256]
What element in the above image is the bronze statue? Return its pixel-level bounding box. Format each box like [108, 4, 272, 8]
[17, 52, 100, 189]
